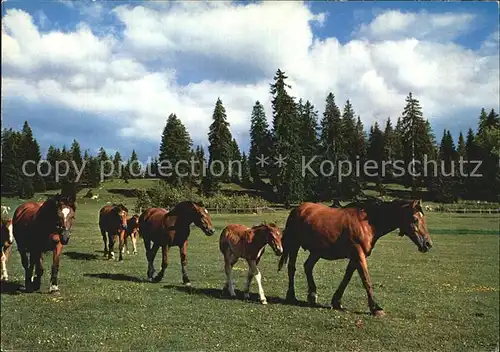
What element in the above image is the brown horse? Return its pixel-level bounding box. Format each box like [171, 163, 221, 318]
[219, 223, 283, 304]
[121, 214, 140, 255]
[13, 191, 76, 293]
[98, 204, 128, 261]
[278, 199, 432, 316]
[139, 201, 215, 284]
[1, 218, 14, 281]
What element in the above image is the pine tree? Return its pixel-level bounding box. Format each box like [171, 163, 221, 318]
[475, 108, 500, 200]
[241, 152, 251, 187]
[70, 140, 83, 169]
[158, 113, 193, 185]
[45, 146, 61, 190]
[341, 100, 357, 163]
[208, 98, 234, 186]
[230, 138, 242, 184]
[97, 147, 111, 181]
[20, 121, 45, 192]
[457, 132, 466, 158]
[113, 151, 123, 179]
[270, 69, 303, 206]
[248, 101, 271, 186]
[319, 93, 342, 200]
[192, 145, 206, 182]
[368, 122, 384, 185]
[1, 129, 22, 194]
[129, 150, 142, 178]
[299, 100, 320, 200]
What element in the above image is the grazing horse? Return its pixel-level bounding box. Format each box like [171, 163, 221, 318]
[278, 199, 432, 316]
[99, 204, 128, 261]
[121, 214, 140, 255]
[13, 191, 76, 293]
[139, 201, 215, 284]
[219, 223, 283, 304]
[1, 218, 14, 281]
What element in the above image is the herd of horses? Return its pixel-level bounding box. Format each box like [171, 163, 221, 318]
[0, 186, 433, 316]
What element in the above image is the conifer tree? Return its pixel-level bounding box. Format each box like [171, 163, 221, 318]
[208, 98, 233, 186]
[230, 138, 242, 184]
[367, 122, 384, 185]
[113, 151, 123, 179]
[241, 152, 251, 187]
[158, 113, 193, 185]
[269, 69, 303, 206]
[248, 101, 271, 186]
[299, 100, 320, 200]
[129, 150, 142, 178]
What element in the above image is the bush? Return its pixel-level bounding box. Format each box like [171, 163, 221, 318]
[135, 183, 269, 213]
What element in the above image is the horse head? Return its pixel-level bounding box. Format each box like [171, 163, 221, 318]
[127, 214, 140, 236]
[1, 218, 14, 245]
[190, 202, 215, 236]
[260, 222, 283, 256]
[48, 193, 76, 245]
[395, 199, 432, 253]
[113, 204, 129, 231]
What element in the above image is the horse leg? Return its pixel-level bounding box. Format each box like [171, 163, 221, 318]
[331, 259, 356, 311]
[101, 228, 108, 257]
[304, 252, 321, 306]
[49, 242, 63, 294]
[179, 241, 191, 286]
[1, 247, 9, 281]
[223, 254, 237, 298]
[245, 260, 267, 305]
[33, 251, 44, 292]
[118, 230, 125, 262]
[355, 250, 384, 317]
[123, 235, 128, 255]
[19, 248, 32, 291]
[24, 252, 37, 293]
[152, 245, 168, 283]
[107, 233, 116, 260]
[286, 247, 299, 303]
[131, 234, 137, 255]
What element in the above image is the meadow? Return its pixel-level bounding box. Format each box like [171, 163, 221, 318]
[1, 187, 499, 351]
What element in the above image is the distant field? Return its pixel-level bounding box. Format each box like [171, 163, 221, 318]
[1, 200, 498, 351]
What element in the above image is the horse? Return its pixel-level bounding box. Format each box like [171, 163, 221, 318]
[219, 223, 283, 304]
[13, 190, 76, 293]
[278, 199, 432, 316]
[1, 218, 14, 281]
[139, 201, 215, 284]
[98, 204, 128, 261]
[121, 214, 140, 255]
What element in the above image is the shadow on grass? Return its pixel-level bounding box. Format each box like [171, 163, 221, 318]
[163, 284, 330, 308]
[64, 251, 99, 261]
[84, 273, 145, 283]
[0, 281, 22, 295]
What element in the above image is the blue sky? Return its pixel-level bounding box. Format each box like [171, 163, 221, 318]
[2, 1, 499, 160]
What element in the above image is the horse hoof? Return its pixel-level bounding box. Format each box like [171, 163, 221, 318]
[49, 285, 60, 294]
[151, 276, 162, 283]
[133, 251, 137, 255]
[286, 294, 298, 304]
[184, 282, 191, 287]
[331, 301, 346, 311]
[260, 299, 268, 305]
[373, 310, 386, 317]
[307, 293, 318, 306]
[243, 293, 250, 300]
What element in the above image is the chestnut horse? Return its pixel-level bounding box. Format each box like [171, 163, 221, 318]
[278, 199, 432, 316]
[139, 201, 215, 284]
[13, 191, 76, 293]
[219, 223, 283, 304]
[121, 214, 140, 255]
[1, 218, 14, 281]
[99, 204, 128, 261]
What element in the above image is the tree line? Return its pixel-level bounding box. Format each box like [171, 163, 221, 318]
[1, 69, 499, 202]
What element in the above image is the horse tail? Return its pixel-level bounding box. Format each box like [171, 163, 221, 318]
[278, 207, 298, 272]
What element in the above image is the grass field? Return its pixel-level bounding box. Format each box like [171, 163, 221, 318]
[1, 200, 499, 351]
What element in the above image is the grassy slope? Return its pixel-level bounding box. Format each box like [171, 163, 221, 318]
[1, 199, 499, 351]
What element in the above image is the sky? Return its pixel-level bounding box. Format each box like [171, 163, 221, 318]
[2, 0, 499, 160]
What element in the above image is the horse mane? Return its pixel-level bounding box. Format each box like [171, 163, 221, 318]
[169, 200, 200, 214]
[113, 203, 128, 212]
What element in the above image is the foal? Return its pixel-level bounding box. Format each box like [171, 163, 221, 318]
[122, 215, 140, 255]
[219, 223, 283, 304]
[1, 218, 14, 281]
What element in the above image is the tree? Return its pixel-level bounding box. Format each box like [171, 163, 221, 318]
[1, 129, 22, 194]
[319, 92, 343, 200]
[457, 132, 466, 158]
[269, 69, 303, 206]
[113, 151, 123, 179]
[158, 113, 193, 186]
[98, 147, 111, 181]
[208, 98, 233, 186]
[475, 108, 500, 200]
[20, 121, 45, 192]
[230, 138, 242, 184]
[367, 122, 384, 185]
[298, 99, 320, 200]
[70, 139, 83, 169]
[248, 101, 271, 186]
[129, 150, 142, 178]
[241, 152, 251, 187]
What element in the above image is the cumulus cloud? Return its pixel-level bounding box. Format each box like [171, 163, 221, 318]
[1, 3, 498, 156]
[354, 10, 476, 42]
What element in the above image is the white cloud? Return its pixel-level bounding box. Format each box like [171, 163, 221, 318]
[1, 4, 498, 154]
[354, 10, 476, 42]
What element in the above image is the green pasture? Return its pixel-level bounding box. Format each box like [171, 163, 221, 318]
[1, 200, 499, 351]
